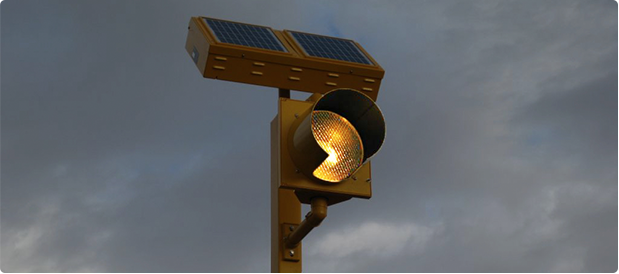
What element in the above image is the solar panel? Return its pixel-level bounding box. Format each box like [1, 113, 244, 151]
[289, 32, 373, 65]
[204, 18, 287, 52]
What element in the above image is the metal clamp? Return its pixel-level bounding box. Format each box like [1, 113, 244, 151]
[281, 223, 301, 262]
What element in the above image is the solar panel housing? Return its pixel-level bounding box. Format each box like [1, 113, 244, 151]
[289, 31, 373, 65]
[185, 17, 384, 100]
[204, 18, 287, 52]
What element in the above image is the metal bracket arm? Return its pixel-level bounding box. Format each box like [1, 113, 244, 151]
[284, 197, 328, 249]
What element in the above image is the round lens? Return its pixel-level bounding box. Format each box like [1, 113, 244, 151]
[311, 110, 364, 183]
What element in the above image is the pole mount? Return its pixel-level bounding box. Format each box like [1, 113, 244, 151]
[281, 223, 301, 262]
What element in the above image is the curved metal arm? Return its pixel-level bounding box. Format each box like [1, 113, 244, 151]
[284, 197, 328, 248]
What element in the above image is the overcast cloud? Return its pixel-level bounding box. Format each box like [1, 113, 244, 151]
[1, 0, 617, 272]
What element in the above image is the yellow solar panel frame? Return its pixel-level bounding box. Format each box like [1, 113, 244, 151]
[185, 17, 384, 101]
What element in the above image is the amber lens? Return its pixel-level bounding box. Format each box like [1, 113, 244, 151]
[311, 110, 364, 183]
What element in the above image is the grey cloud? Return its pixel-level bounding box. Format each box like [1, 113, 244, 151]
[1, 0, 616, 272]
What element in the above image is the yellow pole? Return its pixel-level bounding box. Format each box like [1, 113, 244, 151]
[271, 89, 302, 273]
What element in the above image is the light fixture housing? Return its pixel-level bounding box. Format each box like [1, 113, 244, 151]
[288, 89, 385, 184]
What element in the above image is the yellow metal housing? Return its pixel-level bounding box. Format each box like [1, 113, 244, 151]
[277, 97, 372, 205]
[185, 16, 388, 273]
[271, 114, 302, 272]
[185, 17, 385, 100]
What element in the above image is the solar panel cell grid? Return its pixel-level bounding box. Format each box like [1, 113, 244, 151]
[290, 32, 373, 65]
[204, 18, 287, 52]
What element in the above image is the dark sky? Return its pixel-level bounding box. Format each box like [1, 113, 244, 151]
[1, 0, 617, 272]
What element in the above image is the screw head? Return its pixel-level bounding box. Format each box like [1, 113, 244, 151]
[294, 113, 299, 118]
[289, 225, 294, 231]
[289, 250, 295, 257]
[352, 175, 357, 180]
[366, 178, 371, 183]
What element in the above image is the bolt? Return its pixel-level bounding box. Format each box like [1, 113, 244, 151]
[289, 250, 295, 257]
[241, 53, 245, 58]
[294, 113, 299, 118]
[289, 225, 294, 231]
[295, 169, 300, 173]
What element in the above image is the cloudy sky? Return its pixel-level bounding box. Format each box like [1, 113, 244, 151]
[1, 0, 617, 272]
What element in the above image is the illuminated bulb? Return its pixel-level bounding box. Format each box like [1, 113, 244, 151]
[311, 110, 363, 183]
[325, 148, 338, 164]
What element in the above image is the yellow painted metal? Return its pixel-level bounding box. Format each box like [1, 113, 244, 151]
[271, 108, 302, 273]
[281, 223, 301, 262]
[185, 16, 386, 271]
[272, 95, 373, 272]
[284, 197, 328, 249]
[278, 97, 372, 205]
[184, 17, 384, 100]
